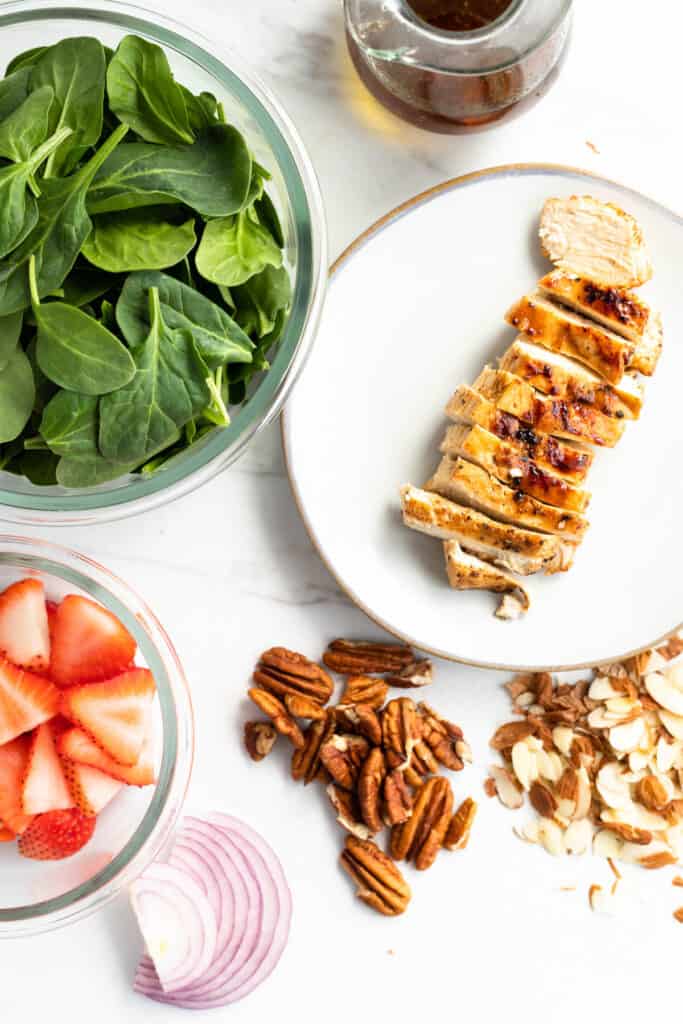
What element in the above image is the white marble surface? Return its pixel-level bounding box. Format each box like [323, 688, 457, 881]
[3, 1, 683, 1020]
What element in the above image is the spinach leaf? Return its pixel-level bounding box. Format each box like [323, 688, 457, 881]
[180, 87, 218, 135]
[0, 122, 127, 316]
[37, 389, 98, 456]
[116, 270, 253, 369]
[56, 450, 138, 487]
[196, 206, 282, 287]
[25, 334, 57, 412]
[31, 37, 106, 178]
[87, 125, 252, 217]
[0, 123, 71, 260]
[82, 207, 196, 272]
[255, 190, 285, 249]
[0, 85, 54, 164]
[99, 286, 210, 462]
[61, 266, 121, 308]
[0, 346, 35, 441]
[106, 35, 193, 146]
[100, 299, 116, 331]
[233, 264, 292, 337]
[0, 68, 31, 122]
[0, 310, 22, 369]
[30, 255, 135, 395]
[9, 450, 59, 485]
[5, 47, 47, 76]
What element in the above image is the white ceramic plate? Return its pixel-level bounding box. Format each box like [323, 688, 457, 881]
[283, 165, 683, 670]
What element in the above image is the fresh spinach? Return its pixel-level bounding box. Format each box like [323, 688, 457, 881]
[116, 270, 253, 369]
[232, 264, 292, 337]
[82, 207, 196, 272]
[31, 37, 106, 178]
[0, 346, 34, 441]
[0, 68, 31, 122]
[56, 450, 139, 487]
[106, 35, 193, 146]
[5, 47, 47, 76]
[35, 389, 98, 456]
[0, 85, 54, 164]
[0, 310, 22, 368]
[196, 206, 282, 287]
[87, 125, 252, 217]
[61, 266, 121, 308]
[30, 255, 135, 395]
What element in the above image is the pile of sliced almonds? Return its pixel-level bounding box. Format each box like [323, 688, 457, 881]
[488, 634, 683, 871]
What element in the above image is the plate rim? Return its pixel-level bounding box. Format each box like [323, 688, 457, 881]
[281, 162, 683, 672]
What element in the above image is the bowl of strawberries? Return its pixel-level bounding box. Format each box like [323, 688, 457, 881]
[0, 536, 193, 936]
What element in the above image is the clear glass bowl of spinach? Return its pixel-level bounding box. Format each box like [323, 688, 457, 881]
[0, 0, 327, 524]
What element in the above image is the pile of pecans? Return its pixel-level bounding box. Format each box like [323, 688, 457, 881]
[487, 634, 683, 896]
[244, 640, 476, 916]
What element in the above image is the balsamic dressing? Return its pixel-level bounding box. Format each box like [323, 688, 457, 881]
[407, 0, 513, 32]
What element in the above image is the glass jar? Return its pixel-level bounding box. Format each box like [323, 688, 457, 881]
[344, 0, 572, 133]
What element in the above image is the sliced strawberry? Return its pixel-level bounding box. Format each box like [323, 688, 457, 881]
[0, 578, 50, 672]
[46, 600, 58, 646]
[0, 826, 15, 841]
[61, 760, 123, 815]
[18, 808, 96, 860]
[58, 726, 156, 787]
[50, 595, 136, 686]
[0, 736, 33, 834]
[60, 668, 155, 766]
[0, 657, 60, 746]
[22, 722, 74, 815]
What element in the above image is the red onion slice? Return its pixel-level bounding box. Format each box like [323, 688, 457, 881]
[130, 861, 217, 994]
[170, 838, 235, 968]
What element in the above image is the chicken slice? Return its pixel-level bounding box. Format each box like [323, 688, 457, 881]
[427, 457, 589, 542]
[539, 195, 653, 288]
[505, 293, 637, 385]
[499, 337, 643, 419]
[472, 366, 625, 447]
[440, 423, 591, 513]
[445, 385, 594, 483]
[400, 484, 575, 575]
[538, 271, 662, 378]
[443, 541, 530, 620]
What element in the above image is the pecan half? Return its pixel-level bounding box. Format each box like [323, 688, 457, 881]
[248, 688, 304, 748]
[336, 704, 383, 746]
[339, 676, 388, 711]
[382, 698, 422, 766]
[390, 776, 454, 870]
[385, 660, 433, 689]
[284, 693, 327, 721]
[419, 702, 471, 771]
[320, 734, 370, 790]
[384, 769, 413, 826]
[323, 639, 414, 676]
[254, 647, 333, 705]
[291, 715, 334, 784]
[340, 836, 411, 916]
[444, 797, 477, 851]
[326, 784, 371, 840]
[244, 721, 277, 762]
[358, 747, 386, 833]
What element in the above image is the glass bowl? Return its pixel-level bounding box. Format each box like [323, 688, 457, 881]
[0, 535, 193, 937]
[0, 0, 327, 526]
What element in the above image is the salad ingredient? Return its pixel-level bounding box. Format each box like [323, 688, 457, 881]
[322, 638, 414, 675]
[443, 540, 531, 620]
[133, 814, 292, 1009]
[243, 721, 277, 762]
[21, 721, 73, 814]
[0, 657, 60, 745]
[341, 835, 411, 916]
[58, 727, 156, 786]
[0, 33, 290, 486]
[62, 760, 124, 815]
[18, 807, 96, 860]
[0, 578, 50, 670]
[49, 593, 136, 685]
[0, 735, 33, 833]
[60, 667, 156, 766]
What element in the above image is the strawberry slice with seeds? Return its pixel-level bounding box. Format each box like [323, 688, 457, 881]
[61, 760, 123, 815]
[60, 668, 155, 766]
[58, 726, 156, 787]
[0, 579, 50, 672]
[22, 722, 74, 815]
[0, 657, 60, 747]
[0, 735, 33, 834]
[50, 595, 136, 686]
[18, 808, 96, 860]
[0, 825, 15, 841]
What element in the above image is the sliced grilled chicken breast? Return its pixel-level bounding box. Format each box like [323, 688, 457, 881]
[505, 293, 637, 385]
[539, 195, 653, 288]
[427, 457, 589, 542]
[445, 385, 594, 483]
[443, 541, 530, 620]
[629, 311, 663, 377]
[400, 484, 576, 576]
[472, 366, 625, 447]
[441, 423, 591, 513]
[499, 337, 643, 419]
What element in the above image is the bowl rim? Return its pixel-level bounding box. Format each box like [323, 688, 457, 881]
[0, 534, 194, 937]
[0, 0, 328, 526]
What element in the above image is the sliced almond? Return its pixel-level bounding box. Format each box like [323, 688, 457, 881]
[564, 818, 592, 855]
[537, 818, 564, 856]
[489, 764, 524, 809]
[589, 676, 622, 701]
[608, 716, 646, 753]
[658, 709, 683, 741]
[511, 739, 538, 791]
[645, 672, 683, 716]
[596, 762, 631, 810]
[552, 726, 575, 758]
[593, 828, 624, 860]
